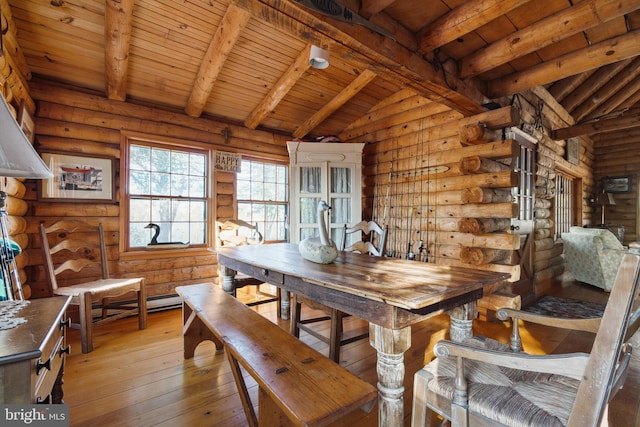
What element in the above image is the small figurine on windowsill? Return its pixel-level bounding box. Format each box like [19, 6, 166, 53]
[144, 223, 190, 249]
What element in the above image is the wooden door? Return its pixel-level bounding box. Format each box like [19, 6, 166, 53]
[510, 133, 537, 303]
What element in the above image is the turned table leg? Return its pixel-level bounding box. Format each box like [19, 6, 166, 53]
[280, 289, 290, 320]
[369, 323, 411, 427]
[446, 300, 478, 342]
[220, 266, 237, 295]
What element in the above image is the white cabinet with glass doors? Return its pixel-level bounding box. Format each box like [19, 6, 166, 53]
[287, 141, 364, 248]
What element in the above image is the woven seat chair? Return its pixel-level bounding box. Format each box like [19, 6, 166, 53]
[291, 220, 387, 363]
[40, 220, 147, 353]
[412, 242, 640, 427]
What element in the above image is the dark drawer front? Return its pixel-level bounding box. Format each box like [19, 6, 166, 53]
[241, 264, 284, 285]
[33, 313, 67, 403]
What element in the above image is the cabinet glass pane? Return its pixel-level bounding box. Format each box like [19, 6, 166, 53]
[330, 197, 351, 224]
[301, 227, 318, 240]
[331, 228, 342, 246]
[331, 167, 351, 193]
[300, 197, 320, 223]
[300, 167, 322, 193]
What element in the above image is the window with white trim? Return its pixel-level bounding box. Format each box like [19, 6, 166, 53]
[124, 137, 209, 250]
[236, 158, 288, 242]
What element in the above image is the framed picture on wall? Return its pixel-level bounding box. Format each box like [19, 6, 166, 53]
[565, 138, 580, 165]
[602, 176, 632, 194]
[39, 152, 116, 202]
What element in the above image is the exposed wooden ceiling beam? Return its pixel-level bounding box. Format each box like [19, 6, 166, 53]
[488, 30, 640, 99]
[232, 0, 486, 116]
[530, 86, 574, 126]
[552, 108, 640, 140]
[338, 87, 422, 139]
[104, 0, 134, 101]
[573, 57, 640, 121]
[359, 0, 396, 18]
[245, 45, 312, 130]
[459, 0, 640, 79]
[417, 0, 531, 54]
[185, 4, 250, 118]
[583, 74, 640, 122]
[560, 61, 630, 113]
[293, 69, 377, 138]
[548, 71, 595, 103]
[339, 92, 446, 141]
[620, 88, 640, 112]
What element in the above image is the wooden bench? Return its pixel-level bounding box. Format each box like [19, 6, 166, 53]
[176, 282, 377, 427]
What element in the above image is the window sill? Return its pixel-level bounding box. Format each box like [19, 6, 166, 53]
[120, 247, 215, 261]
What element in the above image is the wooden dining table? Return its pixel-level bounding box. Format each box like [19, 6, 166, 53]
[215, 243, 510, 427]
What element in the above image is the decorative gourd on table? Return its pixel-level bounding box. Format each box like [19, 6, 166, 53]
[298, 200, 338, 264]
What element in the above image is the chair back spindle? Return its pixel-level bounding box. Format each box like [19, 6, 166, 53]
[340, 220, 387, 256]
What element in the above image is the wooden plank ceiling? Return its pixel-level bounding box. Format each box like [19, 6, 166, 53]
[4, 0, 640, 142]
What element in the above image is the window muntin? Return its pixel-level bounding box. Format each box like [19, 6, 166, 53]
[513, 143, 535, 221]
[237, 159, 288, 242]
[555, 172, 573, 239]
[127, 141, 208, 249]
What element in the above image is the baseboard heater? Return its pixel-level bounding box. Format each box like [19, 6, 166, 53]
[91, 294, 182, 319]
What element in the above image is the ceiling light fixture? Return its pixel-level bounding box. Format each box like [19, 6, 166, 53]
[309, 45, 329, 69]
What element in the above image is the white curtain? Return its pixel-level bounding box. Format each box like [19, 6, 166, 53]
[298, 166, 352, 234]
[300, 167, 321, 193]
[331, 167, 351, 225]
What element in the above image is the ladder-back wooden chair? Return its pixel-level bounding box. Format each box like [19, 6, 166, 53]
[40, 220, 147, 353]
[217, 219, 282, 316]
[412, 242, 640, 427]
[291, 220, 387, 363]
[340, 220, 388, 256]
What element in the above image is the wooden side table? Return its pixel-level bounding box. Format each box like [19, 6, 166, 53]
[0, 296, 71, 403]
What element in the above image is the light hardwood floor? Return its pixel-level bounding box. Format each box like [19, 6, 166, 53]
[62, 279, 640, 426]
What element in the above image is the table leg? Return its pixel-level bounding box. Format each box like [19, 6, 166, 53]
[446, 300, 478, 342]
[220, 266, 237, 295]
[280, 289, 290, 320]
[369, 323, 411, 427]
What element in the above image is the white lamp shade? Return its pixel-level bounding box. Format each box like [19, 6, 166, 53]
[309, 45, 329, 69]
[0, 95, 52, 178]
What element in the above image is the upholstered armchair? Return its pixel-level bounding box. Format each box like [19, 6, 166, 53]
[561, 226, 628, 291]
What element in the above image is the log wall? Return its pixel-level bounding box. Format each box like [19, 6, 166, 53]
[6, 83, 606, 304]
[2, 34, 604, 305]
[24, 80, 289, 299]
[9, 79, 601, 303]
[0, 44, 36, 298]
[358, 89, 596, 298]
[361, 106, 522, 281]
[504, 90, 594, 293]
[592, 128, 640, 243]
